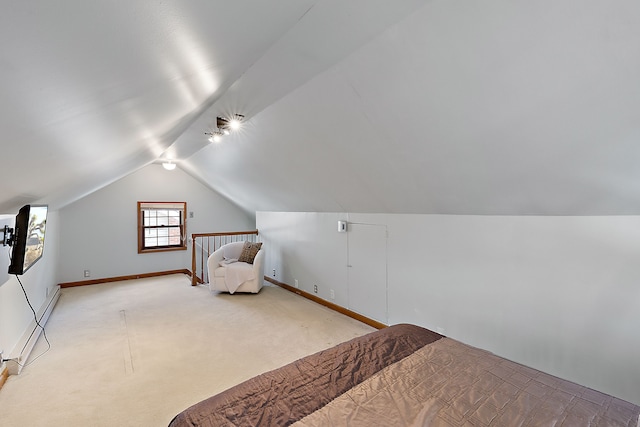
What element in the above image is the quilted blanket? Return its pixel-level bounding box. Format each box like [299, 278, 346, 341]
[169, 324, 640, 426]
[223, 262, 255, 294]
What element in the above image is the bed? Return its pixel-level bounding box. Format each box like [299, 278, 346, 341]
[169, 324, 640, 426]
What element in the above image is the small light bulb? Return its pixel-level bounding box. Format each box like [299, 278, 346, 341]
[213, 134, 222, 143]
[229, 118, 241, 131]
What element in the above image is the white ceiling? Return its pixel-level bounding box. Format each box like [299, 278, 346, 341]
[2, 0, 640, 215]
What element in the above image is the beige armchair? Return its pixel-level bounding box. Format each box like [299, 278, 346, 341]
[207, 241, 264, 293]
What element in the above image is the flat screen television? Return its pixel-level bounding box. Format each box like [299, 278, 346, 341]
[7, 204, 48, 275]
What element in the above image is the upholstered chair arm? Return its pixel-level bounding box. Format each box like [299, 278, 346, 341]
[207, 247, 225, 279]
[252, 249, 265, 279]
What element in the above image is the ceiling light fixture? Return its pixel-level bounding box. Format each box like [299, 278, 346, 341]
[205, 130, 224, 143]
[217, 115, 245, 131]
[205, 114, 245, 143]
[228, 117, 242, 131]
[162, 161, 177, 171]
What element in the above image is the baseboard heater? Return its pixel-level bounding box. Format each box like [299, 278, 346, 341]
[4, 285, 61, 375]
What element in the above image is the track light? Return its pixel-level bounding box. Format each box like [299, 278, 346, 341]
[205, 130, 224, 143]
[206, 114, 245, 143]
[216, 114, 244, 132]
[228, 117, 242, 130]
[216, 116, 228, 129]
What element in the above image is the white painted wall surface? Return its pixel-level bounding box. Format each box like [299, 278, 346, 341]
[258, 212, 349, 305]
[58, 164, 254, 283]
[347, 223, 387, 323]
[0, 210, 60, 359]
[256, 211, 640, 405]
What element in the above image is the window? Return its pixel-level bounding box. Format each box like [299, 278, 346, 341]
[137, 202, 187, 253]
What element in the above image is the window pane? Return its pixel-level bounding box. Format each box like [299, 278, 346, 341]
[139, 202, 186, 252]
[143, 228, 184, 247]
[169, 227, 181, 245]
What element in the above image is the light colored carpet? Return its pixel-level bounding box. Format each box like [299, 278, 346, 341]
[0, 274, 375, 426]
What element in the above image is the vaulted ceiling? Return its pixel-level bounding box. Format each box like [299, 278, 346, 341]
[2, 1, 639, 216]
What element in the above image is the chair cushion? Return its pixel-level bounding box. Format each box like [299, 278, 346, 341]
[214, 262, 253, 278]
[238, 241, 262, 264]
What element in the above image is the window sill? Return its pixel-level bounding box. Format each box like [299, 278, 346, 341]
[138, 246, 187, 254]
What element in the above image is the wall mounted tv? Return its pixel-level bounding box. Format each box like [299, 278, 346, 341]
[4, 204, 48, 275]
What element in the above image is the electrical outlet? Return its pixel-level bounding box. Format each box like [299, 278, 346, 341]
[84, 270, 90, 278]
[272, 269, 276, 277]
[313, 284, 318, 293]
[330, 289, 335, 300]
[294, 279, 299, 288]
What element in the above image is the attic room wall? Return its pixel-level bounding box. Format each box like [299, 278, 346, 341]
[0, 211, 60, 363]
[256, 211, 640, 406]
[58, 164, 254, 283]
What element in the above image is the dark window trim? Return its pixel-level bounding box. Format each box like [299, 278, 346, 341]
[137, 201, 187, 254]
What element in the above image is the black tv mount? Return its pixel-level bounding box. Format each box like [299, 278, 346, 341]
[1, 225, 14, 246]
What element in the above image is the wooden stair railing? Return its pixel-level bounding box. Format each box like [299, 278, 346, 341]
[190, 230, 259, 286]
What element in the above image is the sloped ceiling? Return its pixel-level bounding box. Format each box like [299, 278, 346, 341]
[2, 1, 640, 215]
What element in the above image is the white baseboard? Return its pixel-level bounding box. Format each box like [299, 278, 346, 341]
[5, 285, 61, 375]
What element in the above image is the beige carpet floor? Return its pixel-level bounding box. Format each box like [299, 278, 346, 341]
[0, 274, 375, 426]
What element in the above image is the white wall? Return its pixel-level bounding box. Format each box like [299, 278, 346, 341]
[256, 211, 640, 406]
[0, 210, 60, 360]
[58, 164, 254, 283]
